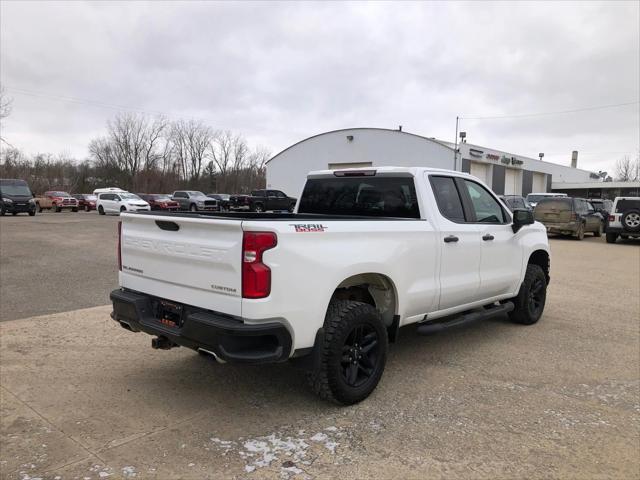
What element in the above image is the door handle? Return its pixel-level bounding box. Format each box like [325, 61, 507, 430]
[444, 235, 459, 243]
[482, 234, 495, 241]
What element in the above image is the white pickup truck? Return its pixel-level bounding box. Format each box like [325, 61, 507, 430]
[110, 167, 550, 404]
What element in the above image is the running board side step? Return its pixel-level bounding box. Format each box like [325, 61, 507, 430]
[416, 301, 514, 335]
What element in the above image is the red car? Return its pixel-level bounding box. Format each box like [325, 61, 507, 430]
[138, 194, 180, 211]
[72, 194, 97, 211]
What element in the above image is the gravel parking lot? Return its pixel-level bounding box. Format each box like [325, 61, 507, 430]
[1, 214, 639, 479]
[0, 212, 119, 322]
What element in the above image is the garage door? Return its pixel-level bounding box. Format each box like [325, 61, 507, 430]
[532, 172, 546, 192]
[504, 168, 520, 195]
[470, 162, 489, 184]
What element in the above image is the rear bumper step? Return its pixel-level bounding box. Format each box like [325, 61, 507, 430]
[417, 302, 514, 335]
[110, 289, 292, 364]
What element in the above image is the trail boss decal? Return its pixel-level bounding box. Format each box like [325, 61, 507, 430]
[290, 224, 328, 232]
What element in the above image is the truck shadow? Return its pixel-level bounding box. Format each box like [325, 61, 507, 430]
[121, 313, 516, 416]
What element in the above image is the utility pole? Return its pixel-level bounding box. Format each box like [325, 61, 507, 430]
[453, 116, 459, 171]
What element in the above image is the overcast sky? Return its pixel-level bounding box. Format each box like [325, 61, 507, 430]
[1, 1, 638, 174]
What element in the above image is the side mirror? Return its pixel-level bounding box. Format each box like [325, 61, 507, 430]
[512, 208, 534, 233]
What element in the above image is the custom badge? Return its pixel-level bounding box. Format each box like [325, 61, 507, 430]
[290, 224, 328, 232]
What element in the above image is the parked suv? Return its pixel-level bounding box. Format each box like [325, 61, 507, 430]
[171, 191, 218, 212]
[97, 192, 150, 215]
[0, 179, 36, 216]
[534, 197, 603, 240]
[207, 193, 231, 211]
[605, 197, 640, 243]
[35, 191, 78, 212]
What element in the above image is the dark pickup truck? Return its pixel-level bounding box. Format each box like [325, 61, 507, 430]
[229, 189, 297, 213]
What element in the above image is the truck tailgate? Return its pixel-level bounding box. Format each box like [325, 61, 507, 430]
[119, 214, 243, 316]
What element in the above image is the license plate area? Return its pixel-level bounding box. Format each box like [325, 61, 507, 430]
[152, 299, 184, 328]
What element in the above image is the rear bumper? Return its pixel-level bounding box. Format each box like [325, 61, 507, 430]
[543, 222, 578, 235]
[606, 226, 640, 236]
[110, 289, 292, 364]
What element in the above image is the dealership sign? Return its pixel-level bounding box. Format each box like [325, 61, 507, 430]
[484, 153, 524, 167]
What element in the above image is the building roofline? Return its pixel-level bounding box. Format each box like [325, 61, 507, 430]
[265, 127, 454, 165]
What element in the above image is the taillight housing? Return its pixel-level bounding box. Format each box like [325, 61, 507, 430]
[609, 214, 615, 222]
[117, 221, 122, 271]
[242, 232, 277, 298]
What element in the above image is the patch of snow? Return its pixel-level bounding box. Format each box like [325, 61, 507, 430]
[244, 465, 256, 473]
[310, 433, 328, 442]
[122, 466, 137, 477]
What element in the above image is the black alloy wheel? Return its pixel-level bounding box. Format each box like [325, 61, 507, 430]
[341, 324, 381, 388]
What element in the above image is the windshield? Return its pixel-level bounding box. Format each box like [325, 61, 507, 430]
[0, 182, 32, 196]
[152, 195, 172, 201]
[188, 191, 206, 197]
[50, 191, 71, 197]
[86, 195, 97, 201]
[120, 193, 142, 200]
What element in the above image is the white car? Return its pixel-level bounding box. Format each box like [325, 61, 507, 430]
[605, 197, 640, 243]
[97, 192, 150, 215]
[110, 166, 550, 404]
[526, 192, 568, 208]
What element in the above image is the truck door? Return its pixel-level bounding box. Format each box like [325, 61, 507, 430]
[428, 175, 482, 309]
[459, 179, 523, 299]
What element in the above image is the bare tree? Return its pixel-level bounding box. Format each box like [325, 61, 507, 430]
[0, 85, 14, 146]
[614, 155, 639, 182]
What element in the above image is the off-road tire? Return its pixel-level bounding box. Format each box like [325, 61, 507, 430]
[98, 205, 105, 215]
[0, 204, 4, 216]
[190, 203, 197, 212]
[28, 209, 36, 216]
[606, 232, 617, 244]
[574, 222, 585, 240]
[253, 203, 264, 213]
[622, 209, 640, 232]
[307, 300, 388, 405]
[508, 264, 547, 325]
[593, 222, 603, 237]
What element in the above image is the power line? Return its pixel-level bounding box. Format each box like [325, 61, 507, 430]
[4, 86, 195, 120]
[461, 100, 639, 120]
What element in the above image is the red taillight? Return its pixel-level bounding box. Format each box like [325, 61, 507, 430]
[242, 231, 277, 298]
[117, 221, 122, 271]
[609, 214, 615, 222]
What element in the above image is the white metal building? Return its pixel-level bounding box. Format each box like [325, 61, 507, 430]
[266, 128, 600, 198]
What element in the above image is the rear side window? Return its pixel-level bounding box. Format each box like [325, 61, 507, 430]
[429, 176, 465, 222]
[298, 176, 420, 218]
[616, 199, 640, 213]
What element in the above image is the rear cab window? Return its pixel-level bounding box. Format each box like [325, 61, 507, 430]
[298, 175, 420, 218]
[536, 198, 573, 211]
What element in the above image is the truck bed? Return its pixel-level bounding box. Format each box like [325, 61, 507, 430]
[134, 211, 414, 221]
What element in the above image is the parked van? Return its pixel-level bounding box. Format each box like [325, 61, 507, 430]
[0, 179, 37, 216]
[96, 191, 150, 215]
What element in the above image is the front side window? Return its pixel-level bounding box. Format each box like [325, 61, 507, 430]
[429, 176, 465, 222]
[463, 180, 505, 223]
